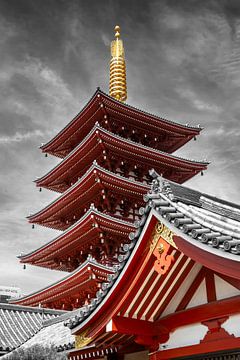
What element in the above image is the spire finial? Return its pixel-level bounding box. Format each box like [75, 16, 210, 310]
[114, 25, 120, 38]
[109, 25, 127, 102]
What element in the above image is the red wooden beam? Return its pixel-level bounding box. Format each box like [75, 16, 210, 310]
[157, 295, 240, 332]
[107, 316, 168, 338]
[107, 316, 169, 350]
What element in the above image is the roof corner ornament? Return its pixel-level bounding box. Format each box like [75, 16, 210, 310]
[109, 25, 127, 102]
[149, 169, 171, 195]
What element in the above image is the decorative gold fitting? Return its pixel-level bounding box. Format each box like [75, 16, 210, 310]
[75, 330, 92, 349]
[157, 243, 165, 254]
[150, 222, 177, 250]
[115, 25, 121, 38]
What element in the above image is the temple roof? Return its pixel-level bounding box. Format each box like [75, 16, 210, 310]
[61, 171, 240, 335]
[35, 124, 208, 192]
[28, 163, 148, 229]
[1, 320, 74, 359]
[0, 303, 64, 355]
[40, 89, 202, 158]
[12, 258, 113, 308]
[147, 170, 240, 257]
[21, 208, 135, 271]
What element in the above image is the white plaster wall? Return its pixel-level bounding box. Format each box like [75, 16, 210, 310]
[159, 323, 207, 350]
[222, 313, 240, 337]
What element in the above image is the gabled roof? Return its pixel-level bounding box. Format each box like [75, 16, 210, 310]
[62, 171, 240, 340]
[0, 303, 64, 354]
[12, 258, 113, 308]
[21, 208, 135, 271]
[28, 162, 148, 229]
[35, 124, 208, 192]
[40, 88, 202, 158]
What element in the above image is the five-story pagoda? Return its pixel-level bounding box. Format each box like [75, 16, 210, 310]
[13, 26, 208, 311]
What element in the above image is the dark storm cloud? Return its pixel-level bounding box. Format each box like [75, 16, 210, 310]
[0, 0, 240, 293]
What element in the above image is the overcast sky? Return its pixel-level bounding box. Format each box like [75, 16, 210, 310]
[1, 0, 240, 295]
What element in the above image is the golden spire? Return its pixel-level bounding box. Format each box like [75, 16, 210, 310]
[109, 25, 127, 102]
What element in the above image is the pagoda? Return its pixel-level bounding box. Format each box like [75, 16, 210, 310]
[13, 26, 208, 311]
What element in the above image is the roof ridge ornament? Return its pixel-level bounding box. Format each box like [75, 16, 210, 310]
[109, 25, 127, 102]
[149, 169, 172, 197]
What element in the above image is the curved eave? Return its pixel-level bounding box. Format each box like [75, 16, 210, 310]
[20, 209, 135, 266]
[35, 125, 208, 191]
[28, 163, 149, 226]
[40, 88, 202, 157]
[151, 209, 240, 280]
[12, 260, 113, 307]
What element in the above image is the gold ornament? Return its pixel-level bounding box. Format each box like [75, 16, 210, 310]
[150, 222, 177, 251]
[75, 329, 92, 349]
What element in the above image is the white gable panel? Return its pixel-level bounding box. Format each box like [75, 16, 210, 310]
[214, 275, 239, 300]
[161, 263, 202, 318]
[186, 279, 207, 309]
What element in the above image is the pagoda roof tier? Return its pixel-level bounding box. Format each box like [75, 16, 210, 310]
[40, 89, 202, 158]
[12, 258, 113, 310]
[29, 163, 149, 230]
[35, 124, 208, 193]
[20, 209, 135, 272]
